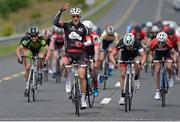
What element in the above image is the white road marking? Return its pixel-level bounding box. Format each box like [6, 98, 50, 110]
[113, 0, 139, 29]
[3, 77, 12, 81]
[155, 0, 163, 20]
[115, 82, 120, 87]
[11, 74, 20, 78]
[100, 98, 112, 104]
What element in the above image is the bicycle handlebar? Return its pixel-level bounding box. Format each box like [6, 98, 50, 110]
[117, 60, 140, 64]
[21, 56, 45, 60]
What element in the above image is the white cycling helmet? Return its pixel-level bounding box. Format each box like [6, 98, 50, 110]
[151, 25, 160, 32]
[70, 7, 82, 15]
[82, 20, 94, 30]
[146, 21, 153, 28]
[123, 33, 135, 46]
[156, 31, 167, 45]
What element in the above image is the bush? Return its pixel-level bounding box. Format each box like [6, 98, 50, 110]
[0, 0, 30, 18]
[1, 23, 15, 36]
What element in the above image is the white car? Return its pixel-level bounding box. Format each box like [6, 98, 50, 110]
[173, 0, 180, 10]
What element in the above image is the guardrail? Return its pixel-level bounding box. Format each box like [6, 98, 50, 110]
[0, 0, 111, 44]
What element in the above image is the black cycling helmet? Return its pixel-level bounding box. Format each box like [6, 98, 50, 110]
[28, 26, 39, 36]
[135, 25, 141, 32]
[167, 28, 175, 35]
[106, 26, 115, 36]
[52, 25, 64, 34]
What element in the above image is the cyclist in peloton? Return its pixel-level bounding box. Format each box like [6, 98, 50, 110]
[163, 26, 180, 81]
[53, 4, 93, 109]
[149, 32, 177, 100]
[98, 25, 119, 83]
[16, 27, 48, 97]
[82, 20, 101, 97]
[45, 26, 65, 78]
[109, 33, 146, 105]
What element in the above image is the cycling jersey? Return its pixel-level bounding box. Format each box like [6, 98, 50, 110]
[131, 28, 146, 41]
[100, 30, 119, 51]
[53, 11, 90, 53]
[85, 31, 100, 57]
[116, 39, 144, 61]
[51, 32, 65, 50]
[22, 39, 46, 55]
[150, 38, 173, 60]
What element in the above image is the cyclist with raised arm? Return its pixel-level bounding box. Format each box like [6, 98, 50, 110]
[98, 25, 119, 83]
[53, 4, 93, 109]
[82, 20, 100, 97]
[149, 32, 177, 100]
[16, 27, 48, 97]
[109, 33, 146, 105]
[45, 26, 65, 78]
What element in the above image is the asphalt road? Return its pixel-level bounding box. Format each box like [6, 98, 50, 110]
[0, 0, 180, 121]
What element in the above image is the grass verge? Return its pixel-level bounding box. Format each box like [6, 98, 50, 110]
[0, 0, 115, 57]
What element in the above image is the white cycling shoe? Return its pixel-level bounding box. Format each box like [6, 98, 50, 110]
[118, 97, 125, 105]
[65, 81, 71, 93]
[169, 78, 174, 88]
[81, 95, 87, 109]
[154, 91, 160, 100]
[134, 79, 140, 90]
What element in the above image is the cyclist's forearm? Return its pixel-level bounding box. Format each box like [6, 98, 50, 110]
[53, 10, 63, 27]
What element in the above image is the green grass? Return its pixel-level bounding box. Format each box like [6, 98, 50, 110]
[0, 43, 18, 57]
[0, 0, 115, 57]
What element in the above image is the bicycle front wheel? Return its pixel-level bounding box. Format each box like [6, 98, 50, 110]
[103, 62, 109, 90]
[124, 74, 129, 112]
[86, 79, 95, 108]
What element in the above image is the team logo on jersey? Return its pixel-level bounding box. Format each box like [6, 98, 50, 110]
[78, 28, 83, 32]
[69, 31, 82, 40]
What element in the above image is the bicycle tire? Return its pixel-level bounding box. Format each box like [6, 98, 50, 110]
[86, 78, 95, 108]
[129, 85, 134, 110]
[160, 70, 167, 107]
[43, 69, 48, 82]
[75, 81, 80, 116]
[124, 74, 129, 112]
[32, 85, 38, 101]
[27, 69, 33, 103]
[103, 62, 108, 90]
[56, 58, 62, 83]
[161, 88, 166, 107]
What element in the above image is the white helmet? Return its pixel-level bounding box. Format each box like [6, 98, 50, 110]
[156, 32, 167, 45]
[123, 33, 135, 46]
[146, 21, 153, 28]
[82, 20, 94, 30]
[70, 7, 82, 15]
[151, 25, 160, 32]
